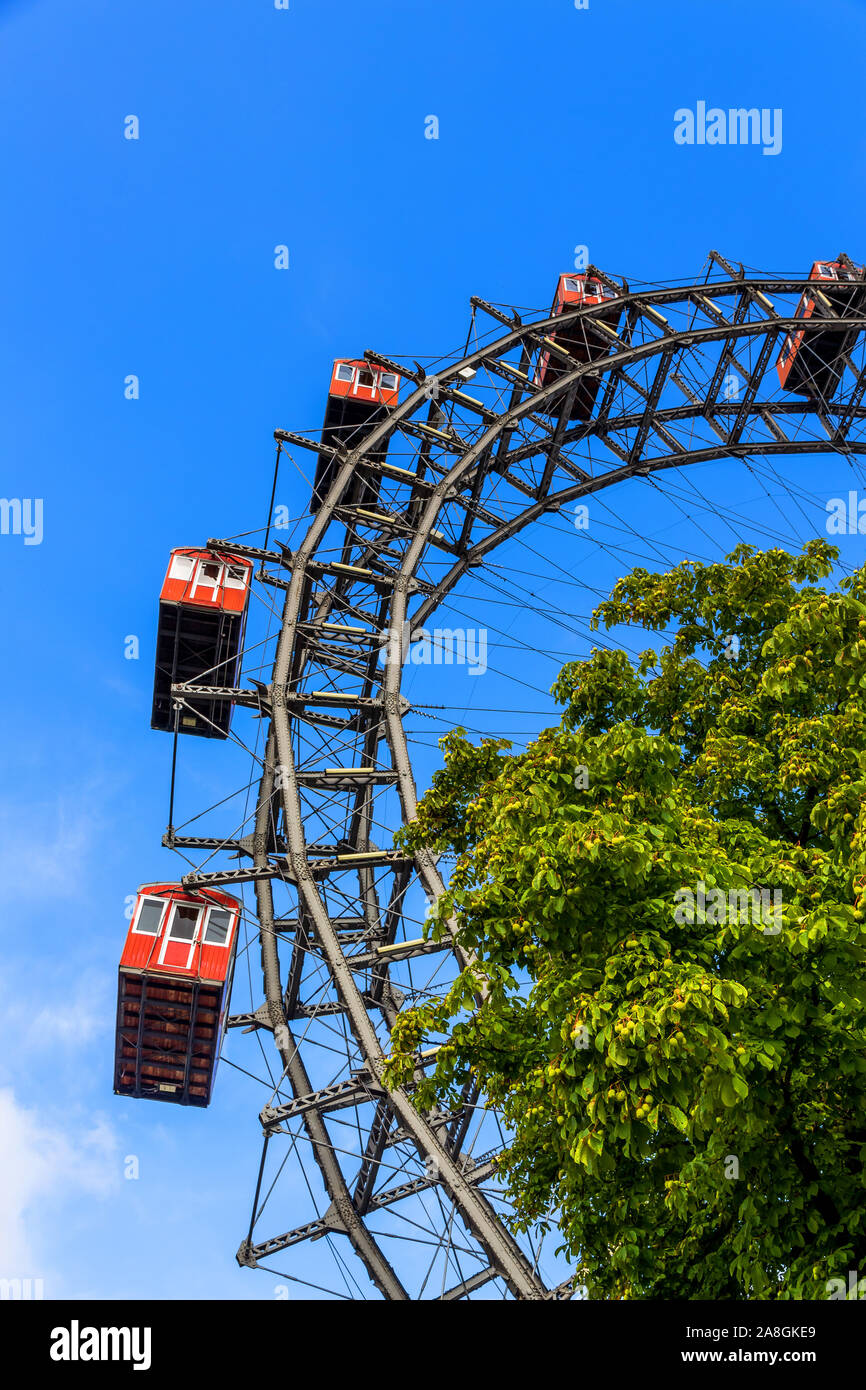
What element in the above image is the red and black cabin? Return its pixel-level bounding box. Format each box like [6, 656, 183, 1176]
[114, 883, 241, 1107]
[151, 548, 253, 739]
[777, 258, 866, 399]
[535, 274, 622, 420]
[311, 359, 401, 513]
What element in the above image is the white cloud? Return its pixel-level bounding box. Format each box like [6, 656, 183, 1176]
[0, 1087, 120, 1290]
[0, 790, 105, 905]
[2, 969, 112, 1056]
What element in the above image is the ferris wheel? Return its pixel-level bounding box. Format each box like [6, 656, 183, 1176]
[115, 250, 866, 1299]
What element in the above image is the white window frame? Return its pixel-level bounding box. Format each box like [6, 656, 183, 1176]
[168, 554, 195, 583]
[191, 558, 223, 599]
[203, 905, 235, 947]
[224, 565, 247, 591]
[158, 903, 203, 968]
[335, 363, 355, 384]
[353, 367, 376, 396]
[131, 896, 167, 936]
[380, 372, 398, 391]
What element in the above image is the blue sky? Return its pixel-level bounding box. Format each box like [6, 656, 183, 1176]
[1, 0, 866, 1300]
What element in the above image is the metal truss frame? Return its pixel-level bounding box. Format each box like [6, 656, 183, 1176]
[165, 254, 866, 1299]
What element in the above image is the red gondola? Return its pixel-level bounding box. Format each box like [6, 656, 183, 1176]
[777, 258, 866, 398]
[310, 359, 401, 513]
[151, 548, 253, 739]
[114, 883, 241, 1106]
[534, 274, 622, 419]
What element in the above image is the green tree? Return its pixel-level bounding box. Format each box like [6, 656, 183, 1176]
[388, 541, 866, 1299]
